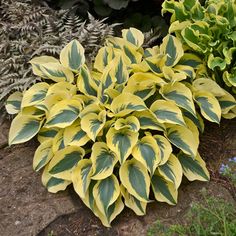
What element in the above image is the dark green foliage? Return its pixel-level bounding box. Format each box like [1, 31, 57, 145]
[46, 0, 168, 33]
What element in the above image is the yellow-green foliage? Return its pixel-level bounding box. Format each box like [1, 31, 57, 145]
[162, 0, 236, 96]
[6, 28, 236, 226]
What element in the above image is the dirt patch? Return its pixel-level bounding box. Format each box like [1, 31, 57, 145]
[199, 119, 236, 199]
[0, 121, 80, 236]
[0, 119, 235, 236]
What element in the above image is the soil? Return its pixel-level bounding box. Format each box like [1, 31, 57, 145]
[0, 119, 235, 236]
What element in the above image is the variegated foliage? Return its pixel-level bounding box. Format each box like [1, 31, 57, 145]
[162, 0, 236, 98]
[6, 28, 235, 226]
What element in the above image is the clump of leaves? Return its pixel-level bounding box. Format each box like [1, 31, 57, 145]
[53, 0, 139, 12]
[6, 28, 235, 226]
[147, 189, 236, 236]
[0, 0, 117, 116]
[162, 0, 236, 97]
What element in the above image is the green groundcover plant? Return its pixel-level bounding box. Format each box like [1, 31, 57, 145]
[147, 189, 236, 236]
[5, 28, 236, 226]
[162, 0, 236, 97]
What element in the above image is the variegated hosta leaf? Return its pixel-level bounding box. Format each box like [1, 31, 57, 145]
[52, 129, 65, 153]
[48, 146, 85, 180]
[80, 180, 96, 211]
[9, 114, 43, 145]
[21, 82, 49, 108]
[75, 94, 98, 108]
[20, 107, 45, 118]
[91, 142, 118, 180]
[158, 154, 182, 189]
[93, 174, 120, 219]
[72, 159, 93, 198]
[128, 72, 166, 87]
[174, 65, 195, 80]
[178, 152, 210, 181]
[45, 99, 82, 128]
[35, 94, 67, 114]
[184, 116, 199, 142]
[178, 53, 202, 68]
[77, 65, 98, 97]
[162, 66, 187, 82]
[111, 93, 147, 117]
[183, 111, 205, 133]
[40, 63, 74, 83]
[222, 106, 236, 119]
[160, 34, 184, 67]
[123, 83, 156, 101]
[217, 92, 236, 115]
[79, 103, 102, 118]
[145, 56, 162, 75]
[80, 110, 106, 141]
[94, 195, 124, 227]
[33, 140, 53, 172]
[60, 39, 85, 72]
[133, 111, 165, 131]
[122, 44, 143, 65]
[106, 195, 124, 226]
[100, 88, 120, 109]
[160, 82, 196, 116]
[165, 124, 198, 158]
[194, 91, 221, 123]
[101, 88, 120, 110]
[91, 70, 103, 85]
[47, 81, 77, 98]
[107, 37, 142, 66]
[106, 36, 126, 49]
[5, 91, 23, 114]
[29, 56, 59, 78]
[132, 135, 160, 175]
[114, 116, 140, 132]
[106, 127, 139, 164]
[42, 164, 71, 193]
[150, 100, 186, 126]
[119, 159, 150, 202]
[153, 135, 172, 165]
[143, 46, 160, 58]
[112, 56, 129, 85]
[151, 170, 177, 205]
[98, 63, 117, 103]
[122, 27, 144, 48]
[120, 185, 147, 216]
[193, 78, 226, 97]
[37, 127, 59, 144]
[94, 46, 114, 72]
[63, 120, 90, 146]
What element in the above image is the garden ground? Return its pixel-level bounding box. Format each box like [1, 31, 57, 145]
[0, 119, 235, 236]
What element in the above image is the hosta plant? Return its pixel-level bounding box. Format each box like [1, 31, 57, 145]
[6, 28, 235, 226]
[162, 0, 236, 100]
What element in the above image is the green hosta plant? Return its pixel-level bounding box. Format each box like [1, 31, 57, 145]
[162, 0, 236, 102]
[6, 28, 234, 226]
